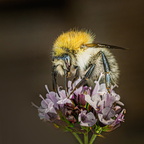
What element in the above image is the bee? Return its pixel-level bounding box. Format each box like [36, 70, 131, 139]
[52, 29, 125, 93]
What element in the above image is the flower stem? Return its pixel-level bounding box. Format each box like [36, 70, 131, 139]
[89, 134, 97, 144]
[72, 132, 83, 144]
[84, 133, 88, 144]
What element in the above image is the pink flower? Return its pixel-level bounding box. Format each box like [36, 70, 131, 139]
[34, 73, 125, 132]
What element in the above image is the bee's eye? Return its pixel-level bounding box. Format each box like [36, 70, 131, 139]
[53, 54, 71, 65]
[65, 55, 70, 64]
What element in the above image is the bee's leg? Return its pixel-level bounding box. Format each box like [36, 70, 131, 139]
[69, 52, 102, 96]
[69, 64, 96, 96]
[64, 69, 68, 96]
[71, 67, 79, 85]
[100, 51, 111, 92]
[69, 51, 111, 96]
[73, 51, 101, 87]
[52, 66, 59, 94]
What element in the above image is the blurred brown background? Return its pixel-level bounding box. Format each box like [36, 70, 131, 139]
[0, 0, 144, 144]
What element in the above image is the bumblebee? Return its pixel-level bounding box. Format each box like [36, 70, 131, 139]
[52, 29, 125, 93]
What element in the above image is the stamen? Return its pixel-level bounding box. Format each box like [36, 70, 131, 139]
[45, 85, 49, 93]
[39, 94, 49, 105]
[31, 102, 39, 109]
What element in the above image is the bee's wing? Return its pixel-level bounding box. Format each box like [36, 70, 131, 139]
[85, 43, 127, 50]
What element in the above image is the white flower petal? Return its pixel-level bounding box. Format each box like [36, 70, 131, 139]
[85, 95, 96, 109]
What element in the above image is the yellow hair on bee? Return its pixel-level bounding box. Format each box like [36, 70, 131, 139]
[53, 47, 66, 56]
[53, 30, 95, 56]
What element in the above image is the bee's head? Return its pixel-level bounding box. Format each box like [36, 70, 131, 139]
[52, 29, 95, 76]
[52, 52, 76, 77]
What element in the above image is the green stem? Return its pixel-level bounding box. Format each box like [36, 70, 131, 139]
[89, 134, 97, 144]
[84, 133, 88, 144]
[72, 132, 83, 144]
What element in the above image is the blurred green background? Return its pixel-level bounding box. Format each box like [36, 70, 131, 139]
[0, 0, 144, 144]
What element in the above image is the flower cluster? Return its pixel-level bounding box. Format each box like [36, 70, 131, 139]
[36, 73, 125, 135]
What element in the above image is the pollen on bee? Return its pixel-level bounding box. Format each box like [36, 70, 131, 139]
[53, 30, 95, 56]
